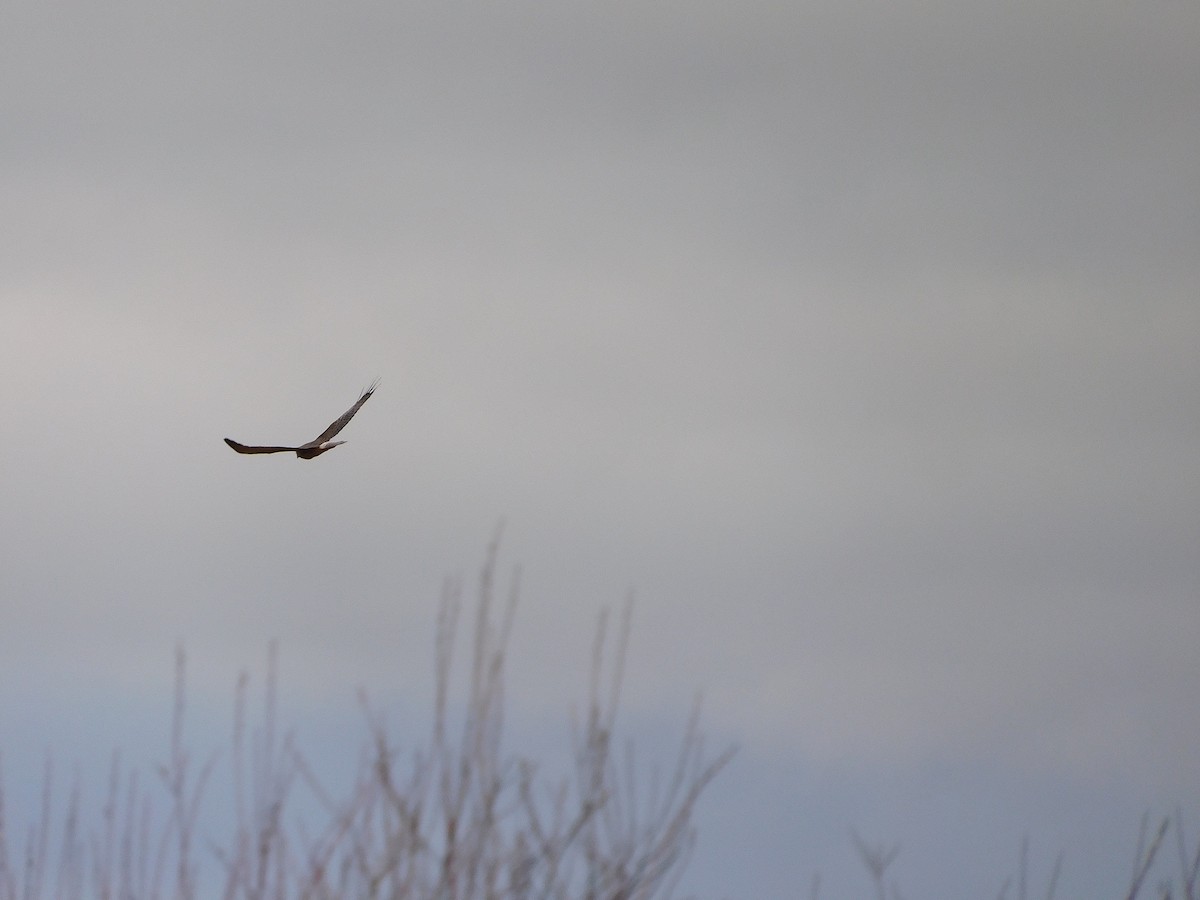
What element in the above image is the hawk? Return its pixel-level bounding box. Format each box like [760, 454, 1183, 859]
[224, 379, 379, 459]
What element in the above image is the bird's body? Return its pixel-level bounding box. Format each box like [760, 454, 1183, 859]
[224, 379, 379, 459]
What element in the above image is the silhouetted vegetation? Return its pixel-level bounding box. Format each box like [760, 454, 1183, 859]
[1, 539, 1195, 898]
[0, 539, 732, 900]
[843, 813, 1200, 900]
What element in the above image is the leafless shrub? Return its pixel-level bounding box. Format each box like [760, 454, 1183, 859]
[6, 537, 1195, 899]
[842, 813, 1199, 900]
[0, 542, 732, 899]
[285, 535, 735, 900]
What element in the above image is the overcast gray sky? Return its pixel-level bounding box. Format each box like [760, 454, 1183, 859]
[1, 0, 1198, 895]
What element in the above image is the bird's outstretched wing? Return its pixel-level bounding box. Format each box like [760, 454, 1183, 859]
[224, 438, 299, 454]
[310, 378, 380, 444]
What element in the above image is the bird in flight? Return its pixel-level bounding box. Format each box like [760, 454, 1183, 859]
[224, 378, 379, 459]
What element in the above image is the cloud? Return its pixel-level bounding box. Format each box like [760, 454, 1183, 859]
[1, 1, 1199, 892]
